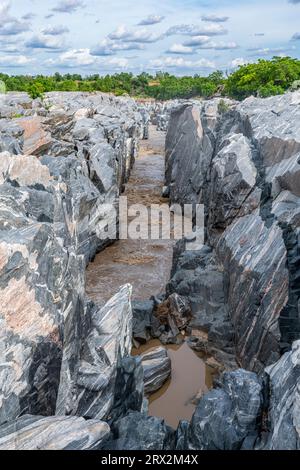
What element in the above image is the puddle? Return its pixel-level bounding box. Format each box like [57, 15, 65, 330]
[133, 339, 216, 429]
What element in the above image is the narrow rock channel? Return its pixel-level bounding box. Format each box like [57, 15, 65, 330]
[86, 124, 214, 428]
[86, 126, 174, 306]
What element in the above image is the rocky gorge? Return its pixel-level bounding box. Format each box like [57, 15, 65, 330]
[0, 90, 299, 450]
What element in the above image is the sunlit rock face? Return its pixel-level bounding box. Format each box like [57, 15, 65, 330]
[0, 92, 147, 426]
[165, 92, 300, 373]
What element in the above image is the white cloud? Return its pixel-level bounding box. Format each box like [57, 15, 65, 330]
[166, 23, 227, 37]
[91, 38, 144, 56]
[201, 14, 229, 23]
[230, 57, 248, 68]
[167, 43, 194, 54]
[0, 54, 34, 66]
[0, 1, 31, 36]
[106, 57, 129, 68]
[52, 0, 86, 14]
[138, 15, 165, 26]
[25, 34, 66, 50]
[109, 25, 163, 43]
[58, 48, 96, 65]
[150, 56, 215, 69]
[183, 36, 210, 47]
[42, 25, 70, 35]
[197, 41, 239, 50]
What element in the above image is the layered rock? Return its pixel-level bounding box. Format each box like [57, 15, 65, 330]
[165, 92, 300, 373]
[103, 411, 175, 450]
[177, 369, 263, 450]
[0, 92, 145, 427]
[165, 91, 300, 450]
[141, 347, 171, 394]
[0, 415, 110, 450]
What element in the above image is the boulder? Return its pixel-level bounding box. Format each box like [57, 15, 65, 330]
[141, 347, 171, 394]
[187, 370, 263, 450]
[103, 411, 175, 450]
[261, 341, 300, 450]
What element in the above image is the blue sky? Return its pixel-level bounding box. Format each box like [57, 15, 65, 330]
[0, 0, 300, 75]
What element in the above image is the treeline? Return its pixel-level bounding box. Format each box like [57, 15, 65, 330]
[1, 57, 300, 101]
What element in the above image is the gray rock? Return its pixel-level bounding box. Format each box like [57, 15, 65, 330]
[141, 347, 171, 394]
[57, 284, 140, 421]
[0, 415, 110, 450]
[132, 299, 154, 343]
[261, 341, 300, 450]
[187, 369, 263, 450]
[104, 411, 175, 450]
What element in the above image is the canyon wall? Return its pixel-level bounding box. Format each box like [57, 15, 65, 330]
[0, 92, 146, 435]
[165, 93, 300, 449]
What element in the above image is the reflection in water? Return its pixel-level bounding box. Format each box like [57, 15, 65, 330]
[133, 340, 216, 429]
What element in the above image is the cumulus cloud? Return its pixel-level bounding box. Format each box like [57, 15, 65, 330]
[247, 46, 292, 55]
[289, 0, 300, 3]
[0, 54, 34, 66]
[167, 43, 194, 54]
[107, 57, 129, 68]
[0, 2, 31, 35]
[48, 48, 96, 66]
[52, 0, 86, 14]
[91, 39, 144, 56]
[42, 25, 70, 35]
[166, 23, 227, 37]
[109, 25, 163, 43]
[198, 41, 239, 50]
[46, 49, 129, 69]
[150, 56, 215, 69]
[201, 14, 229, 23]
[183, 36, 210, 47]
[25, 34, 66, 50]
[138, 15, 165, 26]
[291, 32, 300, 40]
[231, 58, 248, 68]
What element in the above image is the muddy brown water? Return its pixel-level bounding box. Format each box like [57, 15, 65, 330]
[86, 125, 213, 428]
[133, 340, 215, 429]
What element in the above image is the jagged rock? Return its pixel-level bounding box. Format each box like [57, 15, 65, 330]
[0, 119, 24, 154]
[261, 341, 300, 450]
[208, 133, 259, 232]
[166, 92, 300, 373]
[0, 415, 110, 450]
[0, 92, 145, 428]
[187, 370, 263, 450]
[132, 299, 154, 343]
[103, 411, 175, 450]
[57, 284, 139, 421]
[141, 347, 171, 394]
[217, 212, 289, 372]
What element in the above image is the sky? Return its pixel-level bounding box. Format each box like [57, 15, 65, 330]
[0, 0, 300, 76]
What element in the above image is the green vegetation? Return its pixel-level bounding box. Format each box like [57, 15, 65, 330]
[218, 99, 230, 114]
[0, 57, 299, 101]
[0, 80, 6, 94]
[224, 57, 300, 100]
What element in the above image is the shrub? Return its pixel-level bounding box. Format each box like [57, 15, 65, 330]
[27, 82, 45, 100]
[0, 80, 6, 94]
